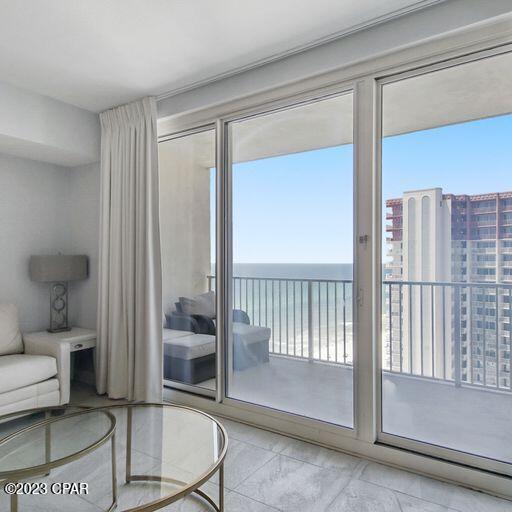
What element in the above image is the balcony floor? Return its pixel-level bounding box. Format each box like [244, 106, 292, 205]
[226, 355, 512, 464]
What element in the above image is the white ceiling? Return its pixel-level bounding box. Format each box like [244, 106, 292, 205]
[0, 0, 437, 113]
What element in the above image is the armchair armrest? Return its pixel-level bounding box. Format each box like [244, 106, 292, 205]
[233, 309, 250, 324]
[23, 336, 71, 405]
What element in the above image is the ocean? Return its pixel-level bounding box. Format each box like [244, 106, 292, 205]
[233, 263, 353, 281]
[220, 263, 354, 363]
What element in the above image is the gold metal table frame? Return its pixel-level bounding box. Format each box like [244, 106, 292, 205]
[100, 403, 227, 512]
[0, 406, 117, 512]
[0, 403, 227, 512]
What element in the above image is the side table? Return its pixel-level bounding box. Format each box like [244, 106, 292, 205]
[23, 327, 96, 382]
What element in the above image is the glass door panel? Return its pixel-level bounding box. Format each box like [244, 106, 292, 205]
[159, 128, 217, 394]
[227, 93, 354, 427]
[381, 51, 512, 463]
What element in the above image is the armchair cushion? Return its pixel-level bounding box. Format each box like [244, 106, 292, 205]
[233, 322, 271, 345]
[0, 354, 57, 394]
[0, 303, 23, 355]
[23, 335, 71, 405]
[0, 379, 59, 409]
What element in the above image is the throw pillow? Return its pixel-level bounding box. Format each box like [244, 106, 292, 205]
[179, 291, 216, 318]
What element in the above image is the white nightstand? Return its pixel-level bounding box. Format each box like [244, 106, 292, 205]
[24, 328, 96, 381]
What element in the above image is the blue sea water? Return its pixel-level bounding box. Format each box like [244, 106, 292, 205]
[233, 263, 353, 281]
[214, 263, 355, 363]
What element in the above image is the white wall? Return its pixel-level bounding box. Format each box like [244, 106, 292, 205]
[0, 154, 70, 331]
[67, 163, 100, 329]
[0, 81, 100, 167]
[0, 154, 100, 332]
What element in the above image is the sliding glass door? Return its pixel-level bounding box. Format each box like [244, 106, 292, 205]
[225, 92, 355, 427]
[159, 127, 217, 395]
[157, 42, 512, 487]
[380, 50, 512, 468]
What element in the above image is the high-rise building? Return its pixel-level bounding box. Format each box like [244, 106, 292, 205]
[386, 188, 512, 388]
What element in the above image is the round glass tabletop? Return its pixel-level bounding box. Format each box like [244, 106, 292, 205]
[0, 406, 115, 479]
[0, 403, 227, 512]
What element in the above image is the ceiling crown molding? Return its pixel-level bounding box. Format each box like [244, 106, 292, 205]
[157, 0, 446, 101]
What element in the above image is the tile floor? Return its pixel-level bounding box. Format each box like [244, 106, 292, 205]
[0, 383, 510, 512]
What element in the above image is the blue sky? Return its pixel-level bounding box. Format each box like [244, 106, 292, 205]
[215, 114, 511, 264]
[382, 114, 511, 200]
[232, 145, 353, 264]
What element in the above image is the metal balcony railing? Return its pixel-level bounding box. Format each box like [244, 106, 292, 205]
[208, 275, 353, 364]
[385, 280, 512, 392]
[207, 276, 512, 392]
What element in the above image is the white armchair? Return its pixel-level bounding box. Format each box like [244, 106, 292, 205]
[0, 304, 70, 417]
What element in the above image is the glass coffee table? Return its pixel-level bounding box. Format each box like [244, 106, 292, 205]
[0, 403, 227, 511]
[0, 406, 117, 512]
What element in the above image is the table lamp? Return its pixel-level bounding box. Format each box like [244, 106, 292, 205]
[29, 254, 89, 333]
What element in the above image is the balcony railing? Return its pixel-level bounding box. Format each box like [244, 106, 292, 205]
[207, 276, 512, 392]
[385, 280, 512, 392]
[208, 275, 353, 364]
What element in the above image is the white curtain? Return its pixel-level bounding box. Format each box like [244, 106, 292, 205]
[96, 97, 163, 402]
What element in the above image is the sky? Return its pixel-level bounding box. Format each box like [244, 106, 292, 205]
[232, 144, 353, 264]
[382, 114, 512, 200]
[212, 113, 512, 264]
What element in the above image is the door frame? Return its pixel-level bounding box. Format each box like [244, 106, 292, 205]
[217, 85, 358, 436]
[373, 42, 512, 478]
[159, 20, 512, 498]
[159, 123, 218, 400]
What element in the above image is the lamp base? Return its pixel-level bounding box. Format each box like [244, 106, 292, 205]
[49, 282, 70, 333]
[47, 327, 72, 334]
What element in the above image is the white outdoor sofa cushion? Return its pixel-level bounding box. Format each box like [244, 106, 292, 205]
[163, 329, 215, 360]
[163, 322, 271, 361]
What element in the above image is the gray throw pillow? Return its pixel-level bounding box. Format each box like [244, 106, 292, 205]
[179, 291, 216, 318]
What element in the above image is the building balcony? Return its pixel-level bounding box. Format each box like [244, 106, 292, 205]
[472, 223, 497, 229]
[164, 275, 512, 463]
[211, 354, 512, 462]
[472, 247, 497, 253]
[471, 208, 497, 215]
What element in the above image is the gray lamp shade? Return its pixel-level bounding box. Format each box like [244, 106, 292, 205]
[29, 255, 89, 283]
